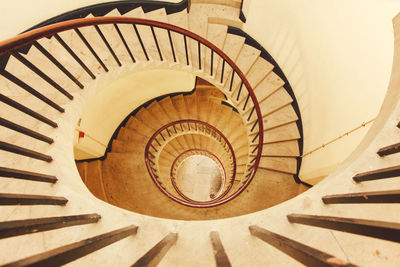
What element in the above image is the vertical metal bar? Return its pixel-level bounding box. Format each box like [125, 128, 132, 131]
[150, 26, 163, 61]
[114, 24, 136, 63]
[198, 41, 201, 70]
[74, 28, 108, 72]
[247, 107, 255, 121]
[229, 71, 235, 92]
[236, 82, 243, 101]
[167, 30, 177, 62]
[132, 24, 149, 61]
[184, 35, 189, 65]
[33, 41, 84, 88]
[94, 25, 121, 66]
[243, 94, 250, 111]
[53, 33, 96, 79]
[210, 49, 214, 76]
[220, 59, 225, 84]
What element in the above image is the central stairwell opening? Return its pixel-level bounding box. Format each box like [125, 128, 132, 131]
[76, 77, 308, 219]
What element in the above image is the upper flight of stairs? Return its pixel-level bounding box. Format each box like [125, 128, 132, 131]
[1, 0, 400, 266]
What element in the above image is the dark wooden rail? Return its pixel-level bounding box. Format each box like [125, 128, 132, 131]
[0, 213, 101, 239]
[0, 141, 52, 162]
[0, 193, 67, 205]
[377, 142, 400, 157]
[322, 190, 400, 204]
[0, 118, 54, 144]
[132, 232, 177, 267]
[210, 231, 231, 267]
[353, 165, 400, 182]
[0, 18, 264, 203]
[249, 225, 356, 267]
[0, 167, 57, 183]
[287, 214, 400, 243]
[1, 225, 138, 267]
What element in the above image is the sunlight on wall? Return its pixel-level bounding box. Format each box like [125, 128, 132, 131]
[244, 0, 400, 184]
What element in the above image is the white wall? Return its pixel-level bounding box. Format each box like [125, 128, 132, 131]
[244, 0, 400, 183]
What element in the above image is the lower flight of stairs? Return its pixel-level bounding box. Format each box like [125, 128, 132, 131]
[77, 85, 307, 218]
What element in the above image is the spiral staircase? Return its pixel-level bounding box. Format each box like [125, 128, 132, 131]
[0, 1, 400, 266]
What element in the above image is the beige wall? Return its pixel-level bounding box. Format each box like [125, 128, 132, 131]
[243, 0, 400, 183]
[74, 69, 195, 160]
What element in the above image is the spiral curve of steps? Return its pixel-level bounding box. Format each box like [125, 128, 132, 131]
[1, 1, 400, 266]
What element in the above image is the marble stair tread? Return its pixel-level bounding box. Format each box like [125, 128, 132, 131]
[217, 33, 245, 86]
[146, 101, 173, 125]
[95, 9, 133, 66]
[83, 160, 107, 201]
[111, 139, 145, 153]
[183, 94, 198, 119]
[144, 8, 176, 63]
[134, 20, 160, 62]
[258, 140, 300, 157]
[3, 54, 70, 109]
[189, 2, 242, 23]
[171, 94, 190, 120]
[229, 44, 262, 103]
[257, 87, 293, 117]
[204, 23, 228, 77]
[262, 122, 301, 144]
[158, 96, 181, 122]
[125, 116, 156, 136]
[102, 152, 169, 210]
[116, 127, 148, 142]
[13, 44, 82, 100]
[56, 28, 105, 77]
[258, 156, 298, 174]
[239, 72, 285, 114]
[167, 9, 191, 66]
[79, 15, 121, 70]
[245, 57, 275, 89]
[194, 85, 225, 98]
[263, 104, 299, 131]
[118, 7, 150, 62]
[133, 108, 162, 130]
[246, 87, 294, 126]
[34, 35, 95, 86]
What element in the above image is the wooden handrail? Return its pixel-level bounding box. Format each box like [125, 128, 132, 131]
[0, 17, 264, 206]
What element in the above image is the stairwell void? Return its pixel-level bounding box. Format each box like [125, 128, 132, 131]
[76, 79, 308, 219]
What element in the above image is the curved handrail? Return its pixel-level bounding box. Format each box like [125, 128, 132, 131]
[145, 119, 237, 207]
[0, 17, 263, 206]
[170, 149, 228, 203]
